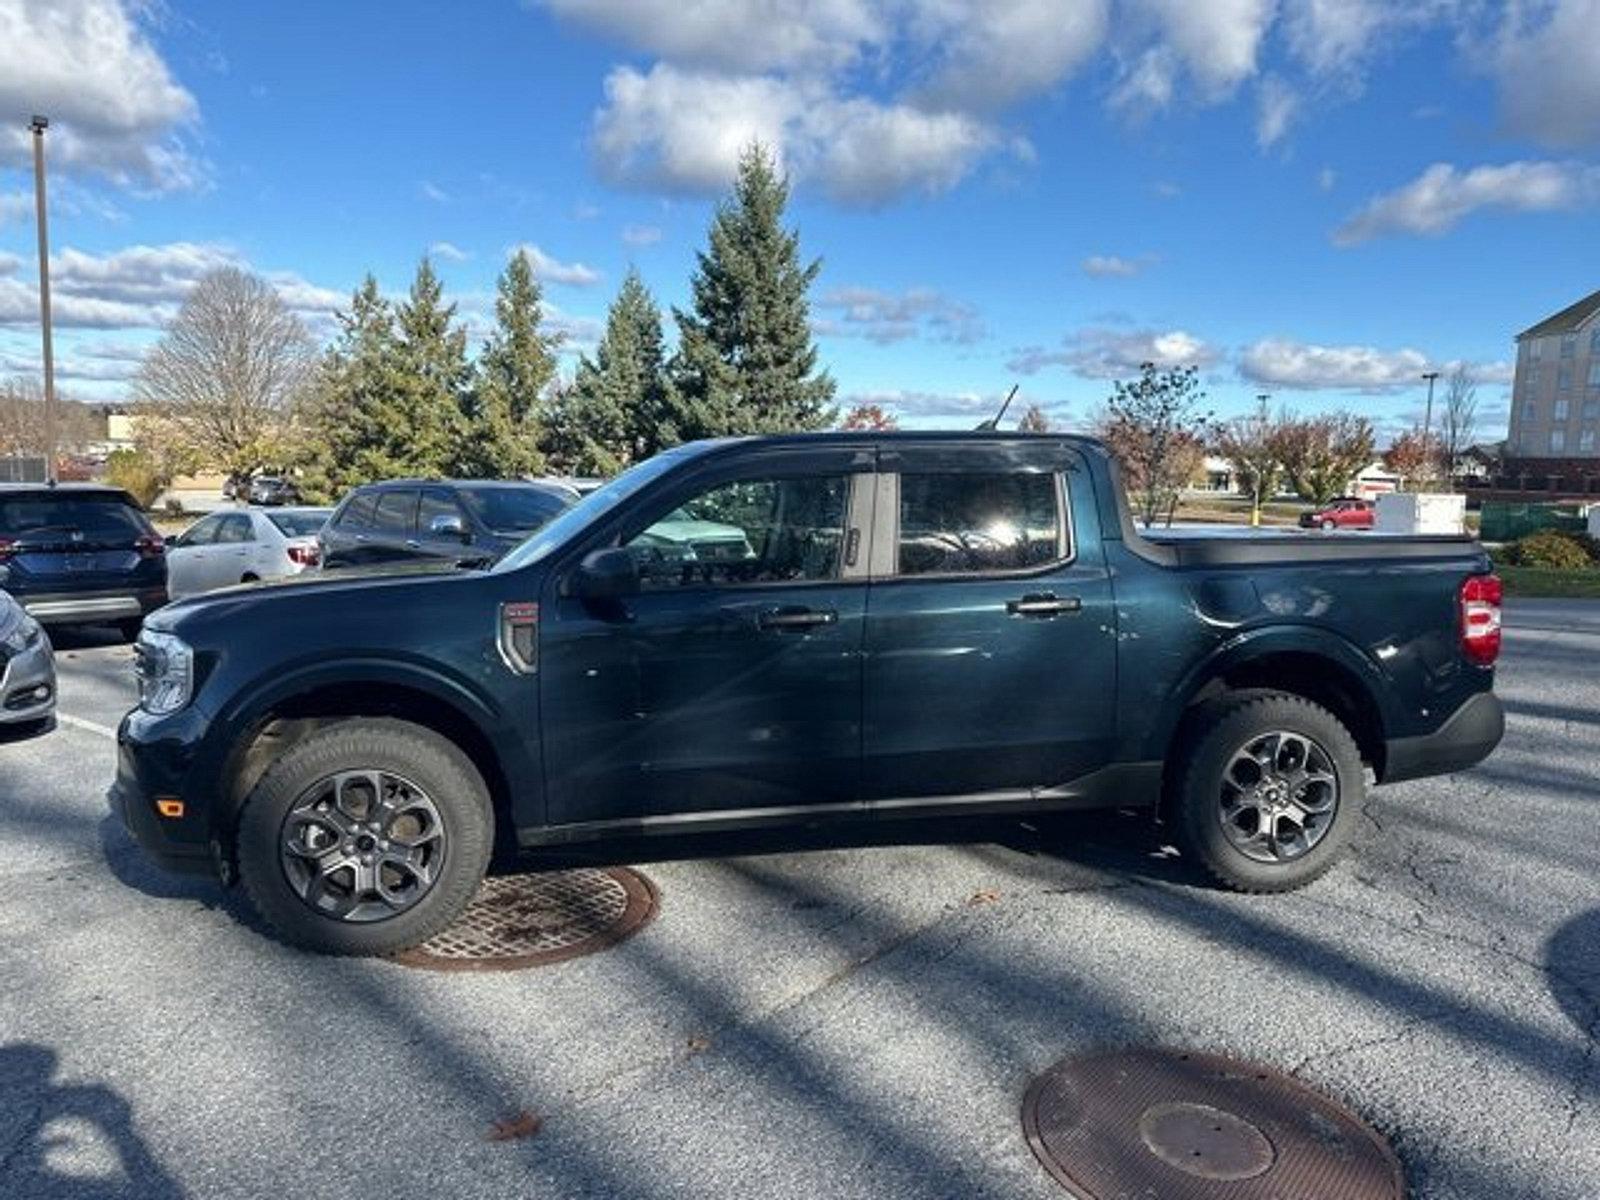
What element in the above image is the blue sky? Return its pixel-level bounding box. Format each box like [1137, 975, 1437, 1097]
[2, 1, 1598, 440]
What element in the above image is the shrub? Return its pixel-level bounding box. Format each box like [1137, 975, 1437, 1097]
[103, 449, 165, 509]
[1507, 529, 1595, 571]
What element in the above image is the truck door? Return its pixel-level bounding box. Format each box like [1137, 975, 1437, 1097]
[538, 445, 874, 828]
[862, 441, 1118, 804]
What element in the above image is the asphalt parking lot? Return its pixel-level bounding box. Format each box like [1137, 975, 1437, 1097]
[2, 602, 1597, 1199]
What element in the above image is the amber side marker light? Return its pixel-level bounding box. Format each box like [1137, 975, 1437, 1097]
[154, 798, 185, 819]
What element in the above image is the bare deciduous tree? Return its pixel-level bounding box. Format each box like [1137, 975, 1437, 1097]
[132, 267, 316, 487]
[0, 376, 103, 459]
[1213, 399, 1283, 525]
[1439, 365, 1477, 487]
[1095, 362, 1210, 526]
[1016, 403, 1052, 433]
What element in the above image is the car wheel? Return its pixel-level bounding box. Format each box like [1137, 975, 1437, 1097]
[237, 718, 492, 955]
[1173, 691, 1363, 893]
[1320, 518, 1337, 530]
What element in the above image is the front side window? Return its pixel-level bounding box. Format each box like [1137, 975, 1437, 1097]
[216, 514, 255, 544]
[336, 492, 378, 531]
[898, 472, 1062, 576]
[625, 475, 848, 590]
[373, 489, 418, 535]
[180, 514, 224, 546]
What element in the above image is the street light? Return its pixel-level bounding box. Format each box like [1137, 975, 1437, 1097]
[1420, 370, 1440, 488]
[30, 115, 57, 485]
[1251, 393, 1270, 526]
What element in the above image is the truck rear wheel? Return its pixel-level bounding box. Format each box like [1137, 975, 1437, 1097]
[1174, 691, 1363, 892]
[237, 718, 492, 955]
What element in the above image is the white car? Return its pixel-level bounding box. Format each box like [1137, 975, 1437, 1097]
[165, 507, 331, 600]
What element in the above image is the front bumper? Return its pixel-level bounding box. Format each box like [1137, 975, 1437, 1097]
[0, 631, 56, 730]
[112, 707, 216, 875]
[21, 586, 168, 625]
[1382, 690, 1505, 784]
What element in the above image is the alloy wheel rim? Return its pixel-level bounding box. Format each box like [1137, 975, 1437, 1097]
[1217, 730, 1339, 864]
[279, 769, 447, 922]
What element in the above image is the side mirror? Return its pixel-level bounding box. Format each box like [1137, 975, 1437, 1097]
[428, 513, 469, 542]
[572, 546, 638, 600]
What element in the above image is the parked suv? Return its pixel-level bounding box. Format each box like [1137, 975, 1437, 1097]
[319, 479, 576, 569]
[1300, 498, 1374, 530]
[0, 484, 167, 638]
[246, 476, 301, 506]
[116, 434, 1503, 956]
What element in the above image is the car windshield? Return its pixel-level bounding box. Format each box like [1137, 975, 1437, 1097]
[0, 495, 149, 541]
[267, 509, 331, 537]
[457, 487, 572, 534]
[493, 445, 704, 573]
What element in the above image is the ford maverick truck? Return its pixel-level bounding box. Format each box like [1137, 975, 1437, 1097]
[115, 433, 1504, 954]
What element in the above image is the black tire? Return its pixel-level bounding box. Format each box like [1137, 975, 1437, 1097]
[237, 718, 492, 955]
[1174, 691, 1363, 893]
[117, 618, 143, 642]
[1320, 518, 1336, 531]
[240, 573, 259, 583]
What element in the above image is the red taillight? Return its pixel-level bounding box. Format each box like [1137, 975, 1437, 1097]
[1459, 573, 1503, 666]
[136, 534, 165, 559]
[287, 544, 320, 567]
[0, 538, 15, 563]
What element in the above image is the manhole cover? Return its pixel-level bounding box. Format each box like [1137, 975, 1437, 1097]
[1022, 1047, 1404, 1200]
[394, 867, 657, 972]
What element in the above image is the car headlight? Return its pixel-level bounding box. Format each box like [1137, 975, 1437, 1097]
[135, 629, 193, 716]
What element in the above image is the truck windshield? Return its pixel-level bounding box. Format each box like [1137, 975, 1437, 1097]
[493, 444, 704, 573]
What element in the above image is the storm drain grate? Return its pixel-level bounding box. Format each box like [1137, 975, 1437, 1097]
[394, 867, 658, 972]
[1022, 1047, 1404, 1200]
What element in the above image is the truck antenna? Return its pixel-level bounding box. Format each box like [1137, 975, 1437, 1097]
[975, 383, 1019, 431]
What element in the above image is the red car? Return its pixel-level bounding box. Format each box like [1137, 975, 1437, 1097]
[1300, 498, 1374, 530]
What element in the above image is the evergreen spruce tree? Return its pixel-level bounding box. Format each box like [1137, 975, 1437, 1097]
[298, 275, 412, 499]
[549, 268, 671, 474]
[394, 256, 469, 475]
[461, 250, 559, 477]
[672, 143, 835, 437]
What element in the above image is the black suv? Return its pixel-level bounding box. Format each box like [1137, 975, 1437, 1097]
[319, 479, 576, 569]
[0, 484, 167, 637]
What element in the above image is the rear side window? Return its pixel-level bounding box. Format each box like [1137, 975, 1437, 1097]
[0, 494, 150, 541]
[372, 489, 418, 534]
[458, 487, 570, 533]
[267, 511, 329, 537]
[335, 492, 379, 531]
[897, 473, 1062, 576]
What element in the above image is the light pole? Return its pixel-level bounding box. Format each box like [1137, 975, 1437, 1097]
[1251, 393, 1270, 526]
[1420, 370, 1439, 488]
[30, 116, 57, 485]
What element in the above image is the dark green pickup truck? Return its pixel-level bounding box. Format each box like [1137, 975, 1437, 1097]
[116, 432, 1503, 954]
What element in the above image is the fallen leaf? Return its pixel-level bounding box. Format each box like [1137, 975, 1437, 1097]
[967, 889, 1001, 906]
[485, 1111, 543, 1142]
[686, 1035, 711, 1055]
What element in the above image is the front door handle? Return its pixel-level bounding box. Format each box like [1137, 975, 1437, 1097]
[757, 606, 838, 631]
[1006, 593, 1081, 617]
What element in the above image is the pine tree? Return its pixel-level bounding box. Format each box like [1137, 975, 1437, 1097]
[298, 275, 413, 499]
[461, 250, 559, 477]
[548, 269, 672, 474]
[394, 256, 469, 475]
[672, 142, 835, 437]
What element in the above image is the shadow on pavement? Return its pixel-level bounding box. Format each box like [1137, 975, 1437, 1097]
[0, 1043, 185, 1200]
[1546, 908, 1600, 1040]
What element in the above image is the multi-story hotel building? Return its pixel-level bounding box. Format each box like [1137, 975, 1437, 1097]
[1509, 289, 1600, 459]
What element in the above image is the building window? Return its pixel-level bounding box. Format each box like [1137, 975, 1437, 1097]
[1524, 400, 1537, 422]
[1582, 430, 1597, 453]
[1591, 328, 1600, 354]
[1529, 338, 1543, 360]
[1589, 360, 1600, 387]
[1555, 398, 1571, 420]
[1551, 429, 1567, 452]
[1561, 335, 1577, 358]
[1584, 400, 1599, 419]
[1559, 366, 1573, 391]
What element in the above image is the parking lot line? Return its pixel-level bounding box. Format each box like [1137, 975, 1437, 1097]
[56, 712, 119, 741]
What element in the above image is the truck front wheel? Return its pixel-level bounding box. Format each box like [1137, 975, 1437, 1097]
[1174, 692, 1364, 892]
[236, 718, 492, 955]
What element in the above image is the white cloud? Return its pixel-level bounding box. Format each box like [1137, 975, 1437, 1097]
[0, 0, 202, 192]
[1483, 0, 1600, 148]
[814, 286, 985, 345]
[1255, 76, 1299, 149]
[912, 0, 1109, 114]
[419, 181, 451, 203]
[1008, 327, 1216, 379]
[620, 223, 662, 246]
[0, 242, 341, 330]
[592, 64, 998, 205]
[1239, 338, 1432, 390]
[1334, 160, 1600, 244]
[841, 388, 1067, 423]
[1317, 165, 1337, 191]
[513, 244, 603, 287]
[541, 0, 884, 73]
[429, 241, 471, 262]
[1081, 254, 1153, 278]
[1114, 0, 1275, 110]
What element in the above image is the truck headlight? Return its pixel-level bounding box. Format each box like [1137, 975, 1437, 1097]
[135, 630, 193, 716]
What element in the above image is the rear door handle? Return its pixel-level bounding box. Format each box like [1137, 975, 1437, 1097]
[757, 606, 838, 631]
[1006, 593, 1081, 617]
[405, 539, 420, 549]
